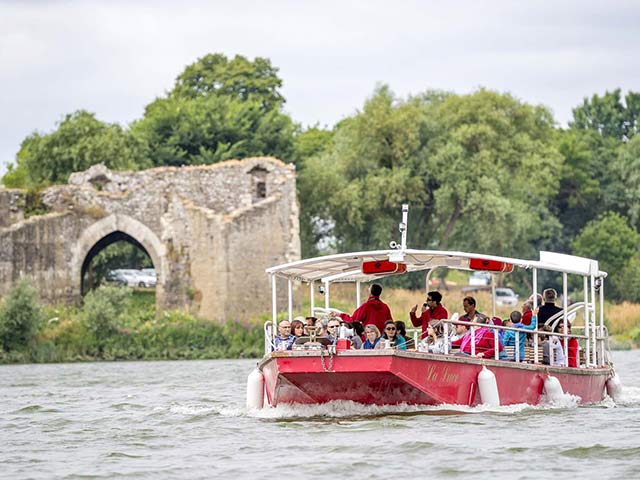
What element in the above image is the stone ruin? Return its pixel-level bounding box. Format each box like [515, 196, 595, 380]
[0, 157, 300, 321]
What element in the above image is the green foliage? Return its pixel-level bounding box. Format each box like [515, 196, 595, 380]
[4, 110, 145, 188]
[82, 285, 131, 343]
[571, 212, 640, 301]
[612, 134, 640, 231]
[292, 125, 334, 164]
[570, 89, 640, 140]
[0, 288, 264, 363]
[1, 162, 27, 188]
[0, 278, 43, 351]
[552, 129, 621, 246]
[131, 53, 295, 167]
[616, 256, 640, 303]
[299, 86, 563, 267]
[172, 53, 284, 110]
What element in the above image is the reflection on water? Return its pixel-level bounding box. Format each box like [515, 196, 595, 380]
[1, 351, 639, 479]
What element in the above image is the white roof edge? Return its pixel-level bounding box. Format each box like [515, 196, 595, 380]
[265, 248, 606, 282]
[538, 251, 600, 276]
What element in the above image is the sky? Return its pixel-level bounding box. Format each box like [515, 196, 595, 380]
[1, 0, 639, 177]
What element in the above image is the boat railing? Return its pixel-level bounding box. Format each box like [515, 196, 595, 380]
[543, 302, 585, 328]
[438, 318, 589, 366]
[264, 321, 274, 355]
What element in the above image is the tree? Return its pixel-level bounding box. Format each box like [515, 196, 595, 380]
[426, 89, 562, 256]
[551, 129, 621, 247]
[298, 87, 563, 268]
[2, 110, 145, 188]
[172, 53, 284, 110]
[570, 89, 640, 141]
[0, 278, 43, 351]
[131, 54, 295, 167]
[291, 125, 335, 256]
[612, 134, 640, 231]
[298, 86, 440, 256]
[570, 212, 640, 301]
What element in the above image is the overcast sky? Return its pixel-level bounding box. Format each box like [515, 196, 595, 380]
[1, 0, 639, 177]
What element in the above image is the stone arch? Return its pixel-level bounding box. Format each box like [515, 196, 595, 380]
[71, 214, 166, 309]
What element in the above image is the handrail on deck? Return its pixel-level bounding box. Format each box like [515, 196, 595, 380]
[264, 321, 274, 355]
[437, 318, 588, 365]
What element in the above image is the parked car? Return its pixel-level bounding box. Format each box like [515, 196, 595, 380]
[134, 270, 157, 288]
[469, 271, 491, 286]
[495, 287, 518, 306]
[105, 269, 156, 288]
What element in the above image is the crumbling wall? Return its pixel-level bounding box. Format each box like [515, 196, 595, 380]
[0, 157, 300, 321]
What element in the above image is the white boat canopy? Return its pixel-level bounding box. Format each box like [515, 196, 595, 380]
[266, 248, 606, 283]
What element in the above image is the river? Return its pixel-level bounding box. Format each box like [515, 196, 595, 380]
[2, 350, 639, 479]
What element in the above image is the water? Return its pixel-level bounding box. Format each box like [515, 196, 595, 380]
[1, 351, 639, 479]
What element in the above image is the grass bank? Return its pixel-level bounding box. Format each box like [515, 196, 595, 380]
[0, 289, 265, 364]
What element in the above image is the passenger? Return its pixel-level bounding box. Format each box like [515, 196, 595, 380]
[420, 322, 449, 354]
[451, 317, 502, 358]
[375, 320, 407, 350]
[316, 318, 329, 337]
[460, 296, 489, 323]
[351, 321, 365, 342]
[541, 325, 564, 366]
[290, 318, 305, 338]
[543, 326, 564, 367]
[326, 318, 342, 344]
[395, 320, 412, 347]
[528, 293, 543, 309]
[537, 288, 563, 328]
[502, 309, 537, 361]
[521, 301, 534, 326]
[273, 320, 296, 351]
[539, 326, 551, 364]
[362, 324, 381, 349]
[336, 283, 392, 332]
[343, 321, 363, 349]
[450, 321, 469, 342]
[556, 321, 579, 367]
[409, 291, 448, 339]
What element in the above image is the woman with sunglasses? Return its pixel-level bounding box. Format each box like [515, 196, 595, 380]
[375, 320, 407, 350]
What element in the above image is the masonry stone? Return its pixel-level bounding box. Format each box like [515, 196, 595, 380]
[0, 157, 300, 320]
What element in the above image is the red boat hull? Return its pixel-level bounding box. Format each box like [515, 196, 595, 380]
[259, 350, 610, 407]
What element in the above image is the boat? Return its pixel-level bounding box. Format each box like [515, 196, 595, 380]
[247, 205, 622, 409]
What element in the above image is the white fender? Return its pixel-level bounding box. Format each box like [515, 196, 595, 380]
[477, 365, 500, 406]
[246, 368, 265, 409]
[606, 373, 623, 402]
[543, 375, 564, 402]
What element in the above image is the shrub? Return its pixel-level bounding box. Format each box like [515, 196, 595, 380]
[82, 285, 131, 345]
[0, 278, 43, 351]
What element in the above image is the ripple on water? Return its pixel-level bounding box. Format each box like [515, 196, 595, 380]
[561, 445, 640, 460]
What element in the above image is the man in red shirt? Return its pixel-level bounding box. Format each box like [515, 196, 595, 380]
[338, 283, 392, 333]
[409, 291, 448, 339]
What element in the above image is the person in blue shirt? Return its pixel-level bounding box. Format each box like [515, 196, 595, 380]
[273, 320, 296, 351]
[362, 324, 381, 349]
[375, 320, 407, 350]
[502, 307, 537, 361]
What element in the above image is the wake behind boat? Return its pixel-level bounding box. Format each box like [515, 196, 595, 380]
[247, 205, 622, 409]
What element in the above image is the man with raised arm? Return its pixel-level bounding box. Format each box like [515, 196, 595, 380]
[409, 291, 448, 339]
[337, 283, 391, 333]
